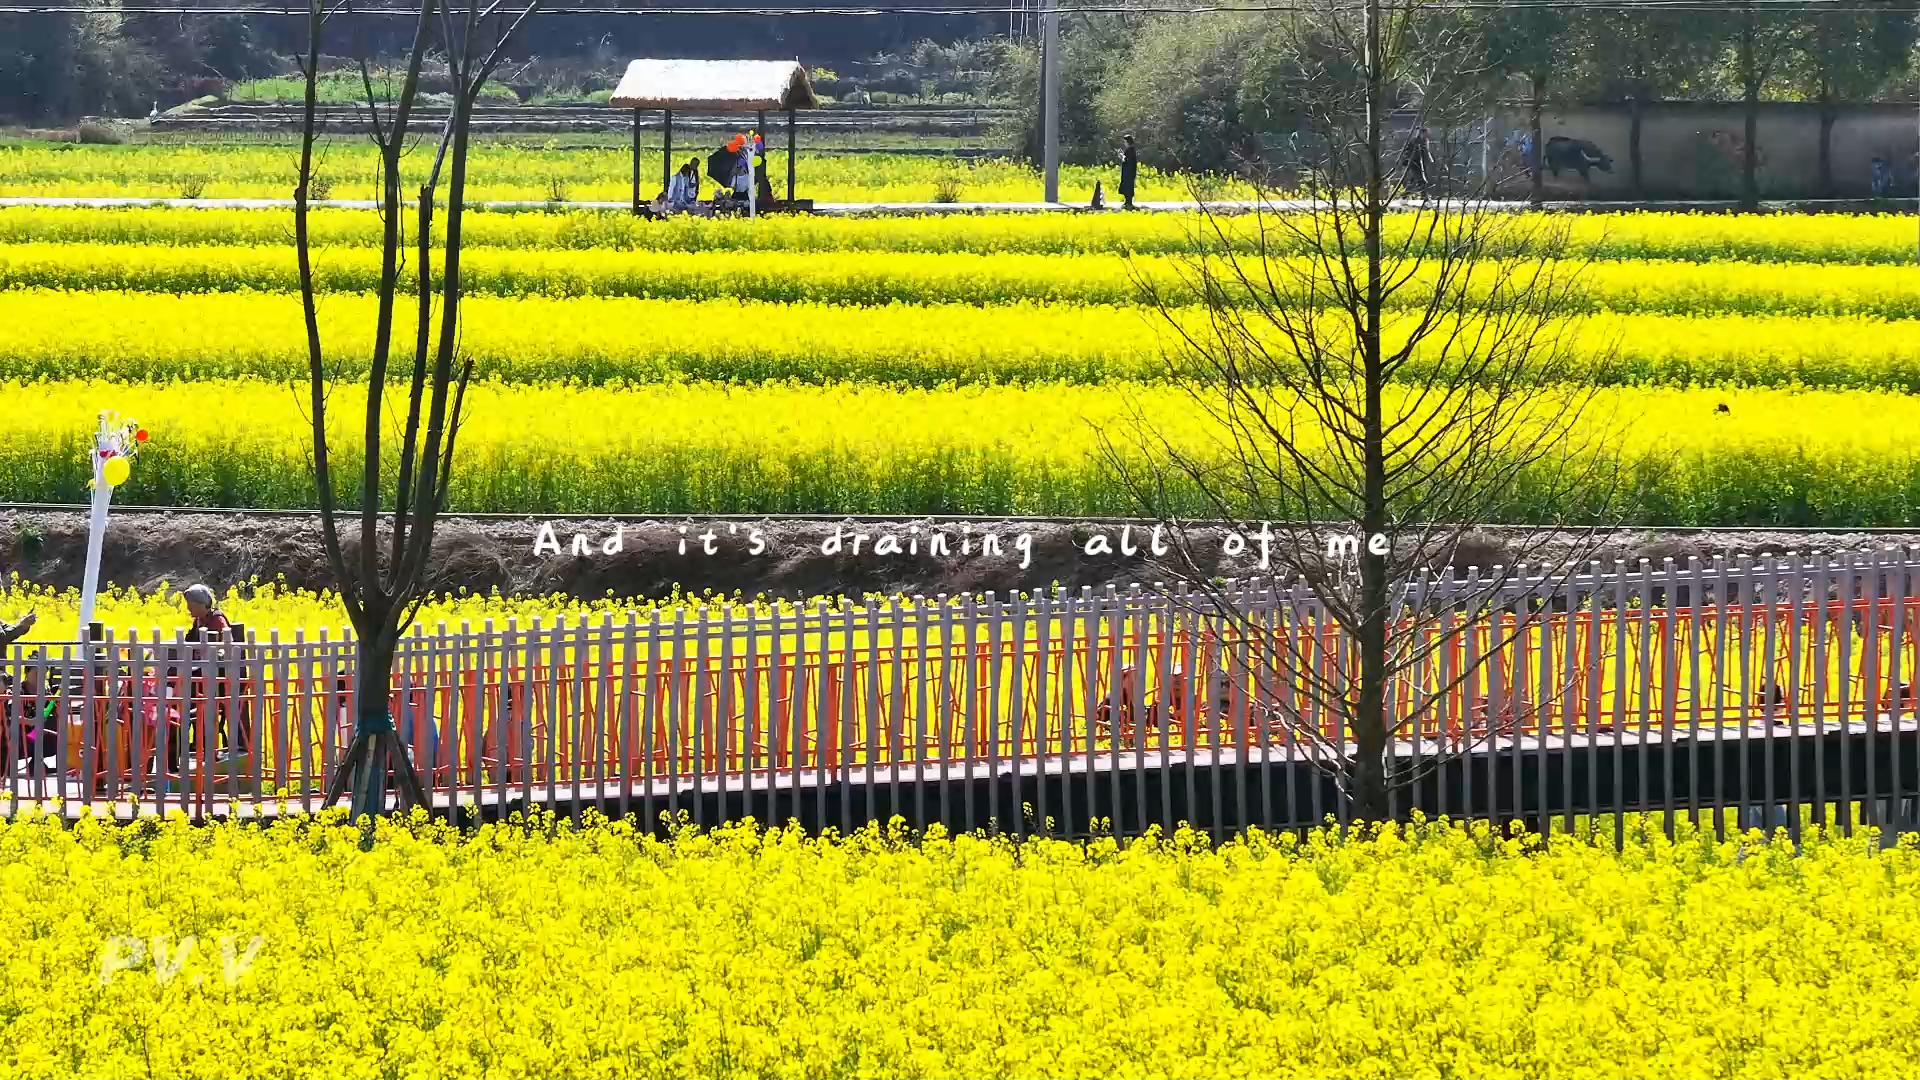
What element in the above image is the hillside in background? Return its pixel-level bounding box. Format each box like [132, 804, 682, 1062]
[0, 9, 1010, 122]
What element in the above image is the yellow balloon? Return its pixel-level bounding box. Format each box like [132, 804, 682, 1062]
[753, 155, 764, 168]
[101, 454, 130, 487]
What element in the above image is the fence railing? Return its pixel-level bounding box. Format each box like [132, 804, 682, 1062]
[8, 552, 1920, 838]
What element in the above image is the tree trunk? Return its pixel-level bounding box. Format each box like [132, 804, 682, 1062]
[1742, 83, 1760, 206]
[1818, 96, 1835, 198]
[328, 626, 429, 821]
[1740, 12, 1759, 208]
[299, 0, 529, 826]
[347, 632, 399, 819]
[1528, 75, 1545, 206]
[1356, 0, 1391, 824]
[1629, 97, 1644, 197]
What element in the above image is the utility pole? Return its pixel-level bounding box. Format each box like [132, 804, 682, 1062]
[1042, 0, 1060, 203]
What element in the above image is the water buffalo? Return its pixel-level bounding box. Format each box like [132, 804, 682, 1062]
[1544, 136, 1613, 180]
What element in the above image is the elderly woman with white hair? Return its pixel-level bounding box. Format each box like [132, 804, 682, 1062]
[181, 583, 230, 638]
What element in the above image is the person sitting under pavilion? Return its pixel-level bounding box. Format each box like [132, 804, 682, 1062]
[668, 158, 701, 211]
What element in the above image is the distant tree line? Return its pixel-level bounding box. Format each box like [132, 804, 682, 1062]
[1002, 0, 1919, 200]
[0, 4, 1006, 123]
[8, 0, 1915, 201]
[1, 7, 279, 120]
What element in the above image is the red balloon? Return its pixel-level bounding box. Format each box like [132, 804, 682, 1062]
[135, 428, 149, 442]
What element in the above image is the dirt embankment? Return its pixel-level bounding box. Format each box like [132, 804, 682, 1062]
[2, 509, 1916, 602]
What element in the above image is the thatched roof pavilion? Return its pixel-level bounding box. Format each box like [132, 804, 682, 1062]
[610, 59, 818, 211]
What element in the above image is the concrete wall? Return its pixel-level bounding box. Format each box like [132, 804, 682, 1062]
[1480, 102, 1920, 199]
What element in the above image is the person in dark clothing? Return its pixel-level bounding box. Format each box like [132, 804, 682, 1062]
[1117, 134, 1139, 210]
[1401, 126, 1433, 194]
[755, 153, 774, 208]
[178, 582, 253, 756]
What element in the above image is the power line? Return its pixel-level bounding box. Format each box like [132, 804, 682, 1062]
[6, 0, 1920, 12]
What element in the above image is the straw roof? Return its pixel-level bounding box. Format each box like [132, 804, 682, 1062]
[609, 59, 818, 112]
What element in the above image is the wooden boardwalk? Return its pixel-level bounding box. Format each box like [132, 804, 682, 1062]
[15, 716, 1918, 841]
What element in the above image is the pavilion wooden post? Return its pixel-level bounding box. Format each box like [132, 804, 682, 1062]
[755, 108, 767, 207]
[630, 107, 641, 214]
[662, 109, 673, 198]
[787, 108, 796, 204]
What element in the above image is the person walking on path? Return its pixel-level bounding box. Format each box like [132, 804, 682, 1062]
[1401, 126, 1433, 194]
[1117, 134, 1139, 210]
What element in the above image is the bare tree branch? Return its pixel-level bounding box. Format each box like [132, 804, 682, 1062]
[1103, 0, 1627, 821]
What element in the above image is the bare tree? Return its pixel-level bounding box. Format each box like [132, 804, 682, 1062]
[293, 0, 536, 820]
[1113, 0, 1622, 823]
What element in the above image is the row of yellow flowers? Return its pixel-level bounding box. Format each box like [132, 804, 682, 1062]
[11, 241, 1920, 314]
[4, 204, 1916, 262]
[7, 811, 1918, 1077]
[0, 577, 741, 641]
[14, 289, 1920, 390]
[0, 377, 1917, 522]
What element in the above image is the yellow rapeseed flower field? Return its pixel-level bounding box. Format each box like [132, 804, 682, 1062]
[14, 289, 1920, 390]
[5, 811, 1918, 1078]
[4, 205, 1916, 262]
[0, 578, 745, 640]
[10, 241, 1920, 315]
[6, 203, 1920, 526]
[0, 377, 1914, 523]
